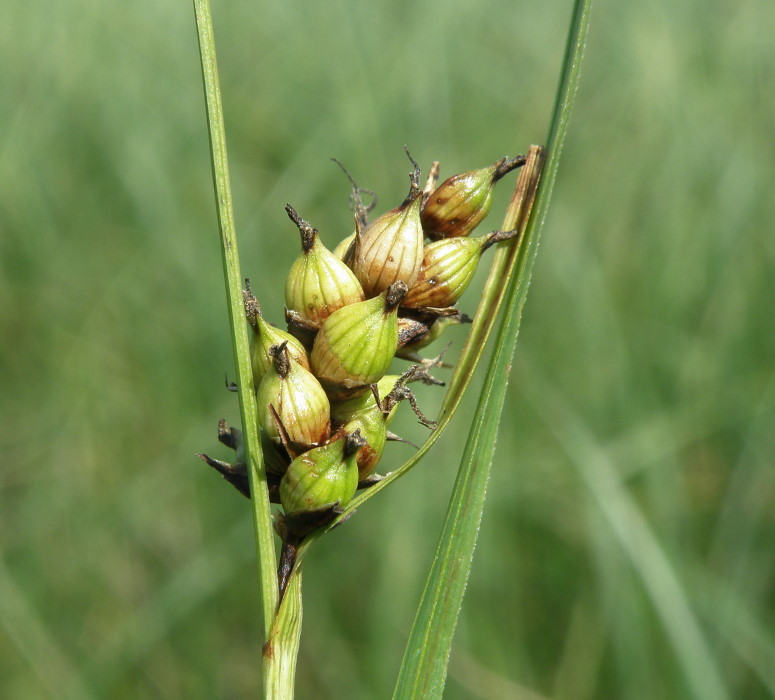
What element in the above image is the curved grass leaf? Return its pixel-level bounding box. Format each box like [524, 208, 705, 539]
[393, 1, 594, 697]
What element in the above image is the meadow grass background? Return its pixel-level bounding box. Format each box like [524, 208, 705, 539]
[1, 0, 773, 698]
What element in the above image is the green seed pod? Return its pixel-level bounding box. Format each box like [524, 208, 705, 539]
[244, 284, 309, 386]
[256, 342, 331, 453]
[421, 155, 525, 240]
[310, 282, 406, 399]
[351, 152, 424, 297]
[284, 205, 364, 325]
[279, 431, 365, 516]
[402, 229, 520, 309]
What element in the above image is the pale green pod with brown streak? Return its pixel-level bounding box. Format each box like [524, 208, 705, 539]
[351, 152, 424, 297]
[402, 229, 521, 309]
[330, 374, 402, 478]
[329, 368, 437, 478]
[284, 204, 364, 325]
[256, 342, 331, 453]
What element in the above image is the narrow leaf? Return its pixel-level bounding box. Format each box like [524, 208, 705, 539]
[192, 0, 278, 637]
[393, 1, 594, 697]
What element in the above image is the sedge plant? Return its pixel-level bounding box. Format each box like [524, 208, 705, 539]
[193, 0, 591, 697]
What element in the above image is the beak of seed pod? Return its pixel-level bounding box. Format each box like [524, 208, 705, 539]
[385, 280, 407, 311]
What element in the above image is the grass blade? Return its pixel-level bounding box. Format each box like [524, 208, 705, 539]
[192, 0, 278, 640]
[393, 1, 593, 697]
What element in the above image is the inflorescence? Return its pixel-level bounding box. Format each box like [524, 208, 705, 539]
[200, 149, 526, 544]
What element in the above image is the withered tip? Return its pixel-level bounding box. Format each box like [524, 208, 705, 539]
[385, 281, 408, 311]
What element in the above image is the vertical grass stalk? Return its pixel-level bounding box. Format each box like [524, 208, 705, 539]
[192, 0, 279, 674]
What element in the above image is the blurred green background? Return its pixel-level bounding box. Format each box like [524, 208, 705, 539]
[1, 0, 773, 698]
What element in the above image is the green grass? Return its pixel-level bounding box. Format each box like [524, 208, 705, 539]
[1, 0, 774, 698]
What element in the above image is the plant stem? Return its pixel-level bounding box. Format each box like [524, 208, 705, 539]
[263, 571, 304, 699]
[192, 0, 278, 656]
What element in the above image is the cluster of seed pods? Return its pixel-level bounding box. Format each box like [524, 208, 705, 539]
[203, 150, 526, 537]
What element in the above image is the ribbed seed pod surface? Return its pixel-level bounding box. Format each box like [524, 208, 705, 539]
[352, 195, 424, 297]
[403, 229, 518, 309]
[279, 434, 361, 514]
[310, 283, 405, 397]
[256, 345, 331, 452]
[285, 205, 364, 324]
[421, 156, 524, 240]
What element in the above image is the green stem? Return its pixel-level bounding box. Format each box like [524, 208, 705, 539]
[192, 0, 279, 659]
[263, 571, 303, 700]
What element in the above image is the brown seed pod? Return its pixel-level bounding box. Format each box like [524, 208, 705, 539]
[402, 229, 520, 309]
[351, 150, 425, 297]
[421, 155, 526, 240]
